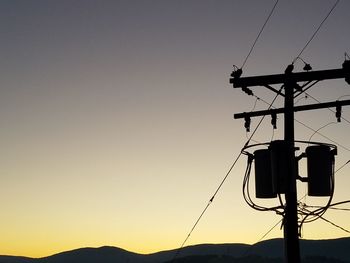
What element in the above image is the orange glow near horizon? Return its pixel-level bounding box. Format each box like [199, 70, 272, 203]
[1, 1, 350, 258]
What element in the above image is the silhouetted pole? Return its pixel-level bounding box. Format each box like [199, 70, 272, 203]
[283, 80, 300, 263]
[230, 64, 350, 263]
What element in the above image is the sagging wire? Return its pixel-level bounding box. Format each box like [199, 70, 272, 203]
[299, 204, 350, 235]
[250, 96, 260, 112]
[297, 158, 350, 208]
[307, 121, 337, 142]
[295, 94, 308, 105]
[246, 131, 260, 144]
[244, 93, 350, 231]
[304, 92, 350, 125]
[241, 143, 284, 214]
[241, 139, 343, 237]
[298, 179, 334, 237]
[295, 119, 350, 153]
[245, 96, 261, 143]
[254, 94, 350, 153]
[297, 141, 336, 230]
[296, 154, 350, 236]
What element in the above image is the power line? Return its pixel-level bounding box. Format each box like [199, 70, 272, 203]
[319, 215, 350, 234]
[306, 92, 350, 125]
[241, 0, 279, 69]
[240, 218, 282, 258]
[175, 0, 339, 258]
[307, 121, 337, 142]
[255, 95, 350, 153]
[171, 92, 281, 262]
[328, 207, 350, 211]
[336, 159, 350, 173]
[293, 0, 340, 63]
[294, 119, 350, 152]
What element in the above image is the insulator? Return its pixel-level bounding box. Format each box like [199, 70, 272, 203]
[343, 59, 350, 70]
[336, 104, 342, 122]
[231, 68, 242, 79]
[342, 60, 350, 85]
[244, 116, 251, 132]
[306, 145, 335, 196]
[293, 83, 302, 92]
[254, 149, 277, 198]
[303, 63, 312, 71]
[284, 63, 294, 74]
[242, 86, 254, 96]
[271, 112, 277, 129]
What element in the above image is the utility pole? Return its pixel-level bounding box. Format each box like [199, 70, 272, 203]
[283, 77, 299, 263]
[230, 62, 350, 263]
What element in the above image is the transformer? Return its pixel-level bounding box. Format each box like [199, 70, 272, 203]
[254, 149, 276, 198]
[306, 145, 335, 196]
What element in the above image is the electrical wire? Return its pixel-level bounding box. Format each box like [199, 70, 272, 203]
[245, 93, 350, 231]
[241, 0, 279, 69]
[239, 218, 283, 257]
[295, 94, 308, 105]
[296, 147, 350, 234]
[319, 215, 350, 234]
[295, 119, 350, 152]
[188, 1, 344, 256]
[241, 150, 284, 213]
[255, 95, 350, 153]
[305, 201, 350, 212]
[234, 0, 345, 249]
[335, 159, 350, 173]
[328, 207, 350, 211]
[170, 154, 242, 262]
[299, 162, 335, 228]
[299, 204, 350, 234]
[293, 0, 340, 63]
[337, 95, 350, 100]
[307, 121, 337, 142]
[171, 90, 282, 262]
[245, 94, 350, 233]
[305, 92, 350, 125]
[250, 96, 260, 112]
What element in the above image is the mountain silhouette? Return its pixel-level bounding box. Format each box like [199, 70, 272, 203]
[0, 238, 349, 263]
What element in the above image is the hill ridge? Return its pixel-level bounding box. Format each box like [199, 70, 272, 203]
[1, 237, 349, 263]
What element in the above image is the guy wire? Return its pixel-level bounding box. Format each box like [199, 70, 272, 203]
[171, 89, 282, 262]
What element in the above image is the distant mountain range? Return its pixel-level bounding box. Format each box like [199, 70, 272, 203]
[1, 237, 349, 263]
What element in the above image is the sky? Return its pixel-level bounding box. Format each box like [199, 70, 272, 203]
[1, 0, 350, 258]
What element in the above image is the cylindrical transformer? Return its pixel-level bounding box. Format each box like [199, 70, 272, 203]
[254, 149, 277, 198]
[306, 145, 334, 196]
[269, 140, 289, 194]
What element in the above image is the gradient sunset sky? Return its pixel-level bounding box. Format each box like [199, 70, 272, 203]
[1, 0, 350, 258]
